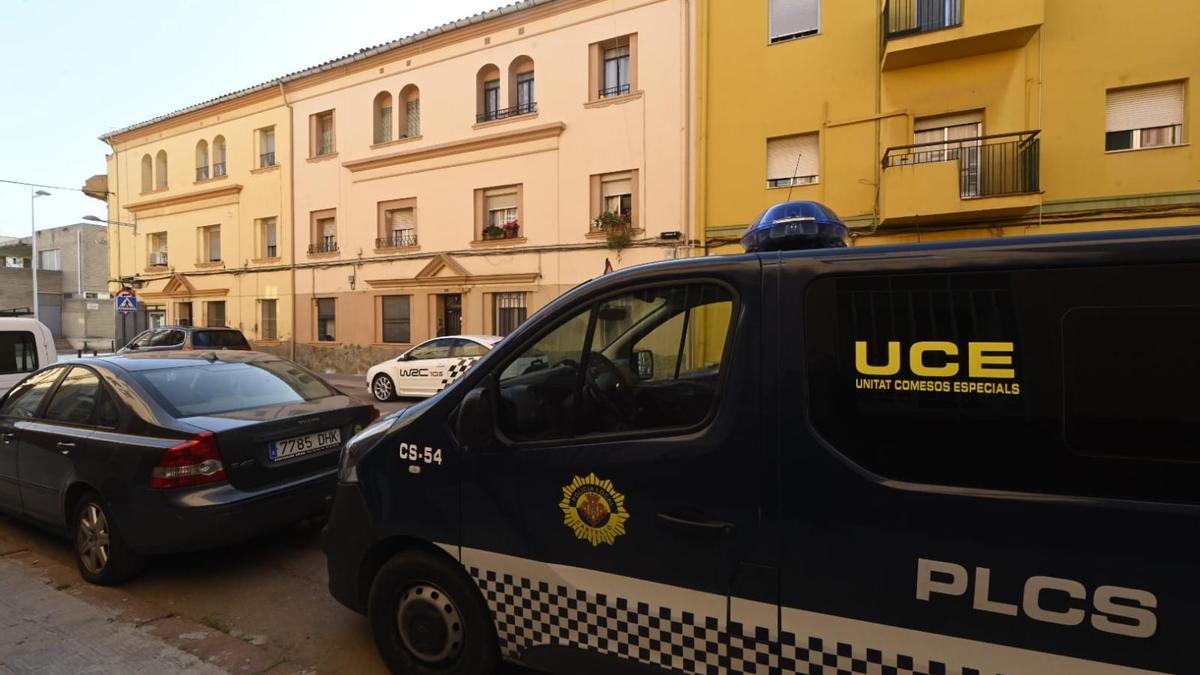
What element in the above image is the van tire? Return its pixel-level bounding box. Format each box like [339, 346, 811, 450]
[368, 550, 499, 675]
[71, 491, 144, 585]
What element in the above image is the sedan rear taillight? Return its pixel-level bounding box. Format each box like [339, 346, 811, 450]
[150, 432, 227, 489]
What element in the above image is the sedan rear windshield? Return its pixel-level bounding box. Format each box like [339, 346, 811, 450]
[133, 361, 337, 417]
[192, 330, 250, 349]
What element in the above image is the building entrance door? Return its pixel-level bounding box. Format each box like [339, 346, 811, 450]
[437, 294, 462, 336]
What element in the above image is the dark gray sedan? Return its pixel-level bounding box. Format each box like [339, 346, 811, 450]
[0, 351, 377, 584]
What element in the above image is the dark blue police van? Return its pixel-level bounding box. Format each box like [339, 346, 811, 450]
[324, 201, 1196, 675]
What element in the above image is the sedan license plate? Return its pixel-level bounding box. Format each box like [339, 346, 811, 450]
[269, 429, 342, 461]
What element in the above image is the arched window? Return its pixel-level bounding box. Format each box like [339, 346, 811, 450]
[154, 150, 168, 189]
[212, 136, 226, 177]
[141, 154, 153, 192]
[195, 140, 210, 181]
[507, 56, 535, 115]
[399, 84, 420, 138]
[476, 64, 501, 123]
[373, 91, 393, 144]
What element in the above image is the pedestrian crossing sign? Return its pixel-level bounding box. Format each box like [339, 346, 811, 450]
[116, 292, 138, 314]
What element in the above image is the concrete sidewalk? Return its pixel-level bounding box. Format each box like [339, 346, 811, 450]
[0, 556, 225, 674]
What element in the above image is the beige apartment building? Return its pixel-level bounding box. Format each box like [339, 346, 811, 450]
[287, 0, 694, 373]
[101, 92, 293, 355]
[100, 0, 694, 373]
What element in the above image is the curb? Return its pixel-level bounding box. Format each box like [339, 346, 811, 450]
[0, 541, 316, 675]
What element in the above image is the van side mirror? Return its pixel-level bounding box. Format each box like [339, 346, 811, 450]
[457, 386, 496, 451]
[634, 350, 654, 379]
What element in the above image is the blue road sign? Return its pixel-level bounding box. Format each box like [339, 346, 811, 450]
[116, 293, 138, 314]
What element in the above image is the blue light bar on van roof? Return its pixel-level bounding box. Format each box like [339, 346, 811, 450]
[742, 201, 848, 252]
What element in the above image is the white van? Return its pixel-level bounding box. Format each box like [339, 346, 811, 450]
[0, 318, 56, 394]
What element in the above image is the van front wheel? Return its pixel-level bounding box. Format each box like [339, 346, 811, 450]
[368, 550, 499, 675]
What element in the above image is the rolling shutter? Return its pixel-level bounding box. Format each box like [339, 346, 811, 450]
[1107, 83, 1184, 132]
[767, 133, 819, 181]
[770, 0, 819, 41]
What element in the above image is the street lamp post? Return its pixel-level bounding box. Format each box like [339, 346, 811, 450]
[30, 190, 50, 320]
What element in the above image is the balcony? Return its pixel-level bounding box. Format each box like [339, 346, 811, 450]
[476, 102, 537, 124]
[260, 152, 276, 168]
[880, 130, 1041, 226]
[213, 161, 227, 178]
[375, 231, 418, 250]
[308, 237, 338, 255]
[195, 166, 209, 181]
[598, 84, 631, 99]
[881, 0, 1043, 71]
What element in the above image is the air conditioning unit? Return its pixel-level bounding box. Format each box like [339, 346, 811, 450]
[149, 252, 168, 266]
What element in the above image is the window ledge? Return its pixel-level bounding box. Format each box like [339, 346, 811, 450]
[371, 135, 423, 150]
[251, 164, 280, 175]
[143, 265, 169, 273]
[768, 30, 821, 45]
[472, 112, 539, 131]
[766, 181, 820, 189]
[307, 152, 339, 163]
[307, 250, 340, 259]
[584, 90, 644, 109]
[471, 236, 528, 248]
[194, 261, 224, 269]
[250, 256, 281, 265]
[139, 187, 168, 196]
[586, 228, 643, 240]
[373, 245, 420, 254]
[193, 175, 229, 186]
[1105, 143, 1189, 155]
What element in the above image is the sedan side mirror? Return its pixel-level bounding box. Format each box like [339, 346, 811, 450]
[456, 386, 496, 451]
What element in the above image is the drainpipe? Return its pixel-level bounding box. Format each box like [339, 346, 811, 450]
[77, 228, 84, 340]
[279, 82, 298, 362]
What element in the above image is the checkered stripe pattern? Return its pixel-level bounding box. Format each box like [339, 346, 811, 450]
[435, 357, 480, 391]
[468, 566, 995, 675]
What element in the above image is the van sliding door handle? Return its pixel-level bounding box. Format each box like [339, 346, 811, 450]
[656, 512, 736, 538]
[0, 432, 14, 443]
[56, 441, 75, 454]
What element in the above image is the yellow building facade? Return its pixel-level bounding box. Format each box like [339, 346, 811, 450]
[102, 91, 294, 355]
[698, 0, 1199, 249]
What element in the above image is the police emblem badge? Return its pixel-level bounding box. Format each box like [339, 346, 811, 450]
[559, 473, 629, 546]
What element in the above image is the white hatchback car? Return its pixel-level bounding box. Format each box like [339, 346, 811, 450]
[366, 335, 502, 401]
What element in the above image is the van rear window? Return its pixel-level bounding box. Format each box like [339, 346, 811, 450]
[0, 331, 39, 374]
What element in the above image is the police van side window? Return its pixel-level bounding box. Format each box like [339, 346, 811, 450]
[805, 265, 1200, 505]
[496, 283, 735, 442]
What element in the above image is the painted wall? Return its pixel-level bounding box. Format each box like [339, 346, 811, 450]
[698, 0, 1200, 247]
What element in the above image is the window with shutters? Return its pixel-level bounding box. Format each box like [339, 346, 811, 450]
[590, 170, 639, 232]
[309, 209, 337, 254]
[1106, 82, 1185, 151]
[147, 232, 168, 268]
[588, 35, 638, 102]
[141, 154, 154, 192]
[476, 185, 522, 241]
[199, 225, 221, 263]
[767, 133, 820, 187]
[373, 91, 393, 144]
[257, 217, 278, 259]
[154, 150, 168, 189]
[38, 249, 61, 271]
[260, 299, 277, 340]
[195, 140, 210, 181]
[377, 198, 417, 249]
[494, 292, 528, 337]
[770, 0, 820, 43]
[205, 301, 225, 328]
[477, 65, 502, 122]
[381, 295, 411, 344]
[212, 136, 226, 177]
[912, 112, 983, 196]
[310, 110, 335, 157]
[258, 126, 276, 168]
[400, 85, 421, 138]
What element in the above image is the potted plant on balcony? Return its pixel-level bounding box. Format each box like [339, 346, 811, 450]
[502, 219, 520, 239]
[593, 210, 632, 251]
[483, 224, 506, 240]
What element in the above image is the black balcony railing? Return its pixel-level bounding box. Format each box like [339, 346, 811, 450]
[196, 166, 209, 181]
[882, 130, 1040, 199]
[308, 237, 338, 254]
[599, 83, 631, 99]
[260, 152, 276, 167]
[376, 231, 418, 249]
[476, 101, 538, 123]
[884, 0, 963, 40]
[213, 161, 227, 177]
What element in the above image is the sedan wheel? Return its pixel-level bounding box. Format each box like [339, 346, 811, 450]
[373, 374, 397, 402]
[71, 491, 143, 585]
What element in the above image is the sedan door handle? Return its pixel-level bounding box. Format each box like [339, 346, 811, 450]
[56, 441, 75, 454]
[1, 432, 14, 443]
[656, 511, 736, 538]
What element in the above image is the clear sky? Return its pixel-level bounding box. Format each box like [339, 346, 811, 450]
[0, 0, 504, 238]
